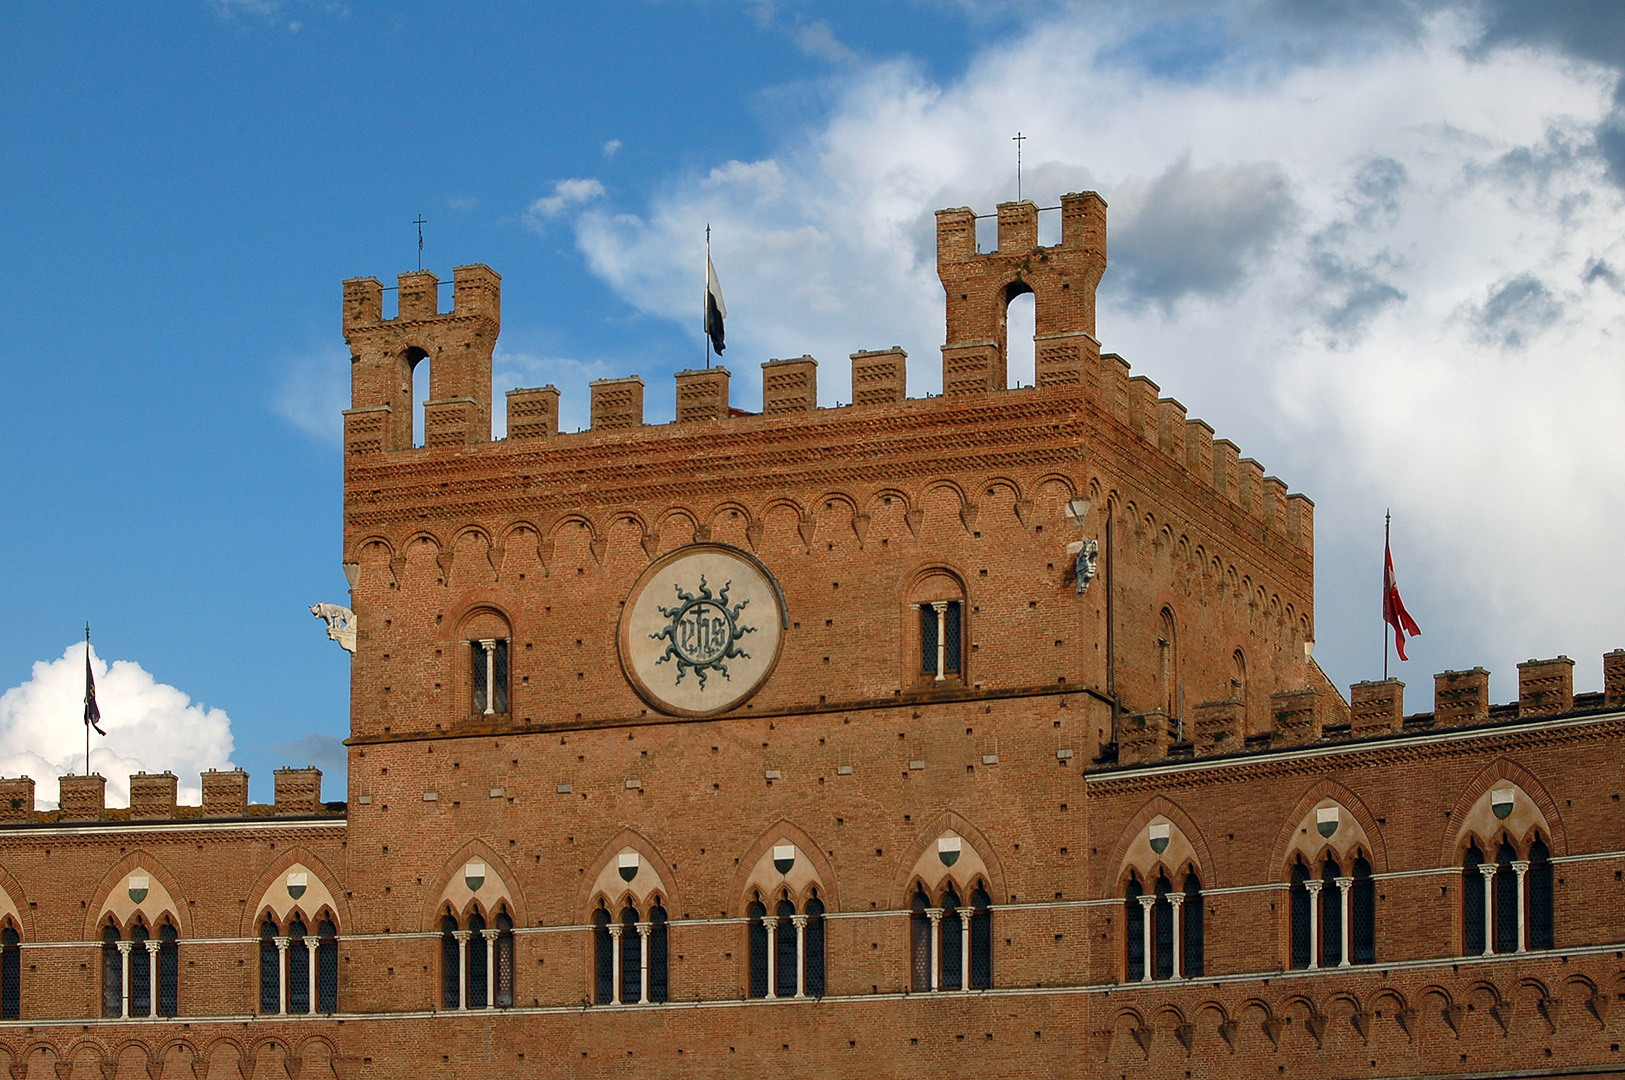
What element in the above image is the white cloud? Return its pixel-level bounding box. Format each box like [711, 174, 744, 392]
[524, 179, 607, 230]
[569, 9, 1625, 703]
[447, 195, 478, 212]
[603, 139, 622, 160]
[796, 19, 858, 64]
[0, 644, 235, 810]
[271, 343, 349, 445]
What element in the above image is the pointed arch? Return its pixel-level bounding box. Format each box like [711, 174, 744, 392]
[1267, 780, 1390, 878]
[728, 820, 839, 915]
[1103, 796, 1219, 893]
[1440, 758, 1567, 863]
[576, 829, 678, 921]
[85, 852, 188, 940]
[236, 848, 350, 938]
[889, 811, 1006, 908]
[420, 839, 527, 929]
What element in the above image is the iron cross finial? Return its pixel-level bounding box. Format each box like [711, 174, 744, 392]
[413, 214, 427, 270]
[1012, 132, 1026, 201]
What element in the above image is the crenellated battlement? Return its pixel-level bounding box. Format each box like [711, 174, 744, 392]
[1114, 649, 1625, 770]
[0, 767, 338, 823]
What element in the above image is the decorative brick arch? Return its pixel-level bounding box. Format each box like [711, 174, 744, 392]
[0, 864, 30, 941]
[727, 820, 839, 916]
[1266, 780, 1390, 878]
[889, 811, 1006, 909]
[420, 839, 528, 929]
[237, 847, 351, 939]
[83, 851, 189, 940]
[575, 828, 678, 922]
[1102, 796, 1219, 893]
[1439, 757, 1568, 863]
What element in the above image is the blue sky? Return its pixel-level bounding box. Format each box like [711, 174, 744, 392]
[3, 2, 1624, 805]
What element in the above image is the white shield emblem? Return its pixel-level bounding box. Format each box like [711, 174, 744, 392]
[464, 861, 486, 892]
[937, 835, 962, 867]
[773, 844, 796, 875]
[286, 871, 308, 900]
[1316, 807, 1340, 838]
[1148, 823, 1170, 854]
[127, 875, 149, 904]
[1491, 789, 1515, 820]
[618, 851, 640, 882]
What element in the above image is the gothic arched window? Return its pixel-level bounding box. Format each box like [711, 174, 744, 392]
[1528, 838, 1553, 950]
[592, 907, 613, 1005]
[1351, 857, 1376, 964]
[1320, 861, 1342, 968]
[157, 923, 178, 1017]
[317, 917, 339, 1013]
[259, 918, 280, 1014]
[465, 911, 488, 1009]
[1152, 874, 1175, 980]
[440, 914, 460, 1010]
[493, 911, 514, 1008]
[1289, 861, 1311, 970]
[746, 898, 768, 999]
[1493, 842, 1518, 953]
[969, 885, 992, 990]
[1124, 877, 1145, 981]
[939, 887, 963, 991]
[909, 888, 931, 991]
[128, 922, 151, 1017]
[0, 926, 18, 1020]
[619, 906, 641, 1004]
[648, 903, 669, 1004]
[1463, 843, 1486, 955]
[103, 923, 122, 1018]
[805, 894, 827, 997]
[286, 917, 309, 1014]
[1182, 873, 1204, 978]
[774, 898, 798, 999]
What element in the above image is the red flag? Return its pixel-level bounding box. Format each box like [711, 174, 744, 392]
[1383, 540, 1422, 660]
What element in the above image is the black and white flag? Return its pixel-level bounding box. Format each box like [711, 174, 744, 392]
[705, 254, 727, 355]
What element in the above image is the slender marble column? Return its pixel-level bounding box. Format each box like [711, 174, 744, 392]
[636, 922, 651, 1004]
[607, 925, 623, 1005]
[926, 909, 944, 991]
[453, 931, 471, 1010]
[117, 941, 132, 1019]
[1304, 881, 1323, 970]
[274, 937, 290, 1015]
[1167, 893, 1185, 979]
[1512, 861, 1530, 953]
[1479, 864, 1498, 953]
[763, 916, 778, 1000]
[1336, 877, 1353, 967]
[1136, 896, 1155, 982]
[791, 914, 808, 998]
[483, 929, 499, 1008]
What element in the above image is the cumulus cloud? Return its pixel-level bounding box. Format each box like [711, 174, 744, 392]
[565, 6, 1625, 702]
[0, 644, 235, 809]
[524, 179, 607, 230]
[797, 20, 858, 64]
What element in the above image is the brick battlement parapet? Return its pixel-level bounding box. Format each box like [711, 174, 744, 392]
[0, 768, 338, 822]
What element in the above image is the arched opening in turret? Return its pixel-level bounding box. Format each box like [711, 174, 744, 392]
[1004, 283, 1035, 389]
[407, 346, 431, 448]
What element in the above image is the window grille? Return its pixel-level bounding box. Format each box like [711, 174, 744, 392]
[920, 609, 938, 675]
[746, 900, 768, 999]
[1493, 844, 1518, 953]
[128, 923, 151, 1017]
[103, 925, 122, 1018]
[909, 891, 931, 991]
[943, 602, 962, 674]
[1351, 858, 1375, 965]
[804, 897, 826, 997]
[470, 644, 488, 714]
[1124, 879, 1144, 981]
[466, 912, 487, 1009]
[1462, 845, 1486, 955]
[1528, 840, 1553, 950]
[592, 909, 613, 1005]
[1182, 874, 1204, 978]
[317, 919, 338, 1013]
[648, 904, 669, 1004]
[259, 921, 279, 1014]
[492, 640, 509, 713]
[969, 887, 992, 990]
[158, 924, 178, 1017]
[0, 927, 17, 1020]
[619, 908, 641, 1003]
[494, 912, 514, 1008]
[1152, 876, 1173, 980]
[441, 916, 460, 1009]
[939, 891, 963, 991]
[1320, 862, 1342, 968]
[1288, 863, 1311, 969]
[774, 899, 798, 998]
[287, 918, 309, 1014]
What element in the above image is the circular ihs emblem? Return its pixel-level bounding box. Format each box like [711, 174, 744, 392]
[619, 545, 786, 716]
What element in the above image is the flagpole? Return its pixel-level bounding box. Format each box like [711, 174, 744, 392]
[1383, 510, 1390, 681]
[705, 224, 712, 370]
[84, 623, 91, 777]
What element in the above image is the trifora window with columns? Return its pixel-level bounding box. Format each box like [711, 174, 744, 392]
[908, 882, 992, 991]
[259, 913, 337, 1014]
[101, 917, 178, 1018]
[592, 899, 669, 1004]
[1123, 870, 1203, 981]
[746, 888, 826, 999]
[440, 906, 515, 1010]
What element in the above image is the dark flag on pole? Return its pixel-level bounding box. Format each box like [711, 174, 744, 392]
[705, 252, 727, 355]
[84, 636, 105, 737]
[1383, 537, 1422, 662]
